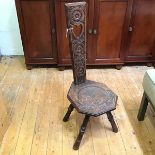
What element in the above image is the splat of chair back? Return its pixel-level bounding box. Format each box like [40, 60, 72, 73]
[65, 2, 86, 85]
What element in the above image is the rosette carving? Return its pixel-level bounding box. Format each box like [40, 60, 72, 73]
[65, 2, 86, 85]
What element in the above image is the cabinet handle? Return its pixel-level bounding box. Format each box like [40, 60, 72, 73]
[129, 26, 133, 32]
[88, 29, 92, 34]
[93, 29, 97, 35]
[52, 28, 55, 34]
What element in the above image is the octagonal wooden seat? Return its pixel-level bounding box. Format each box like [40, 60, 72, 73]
[67, 80, 117, 116]
[63, 2, 118, 150]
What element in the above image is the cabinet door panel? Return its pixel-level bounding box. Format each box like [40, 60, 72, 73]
[55, 0, 93, 65]
[19, 0, 57, 62]
[59, 2, 70, 61]
[93, 0, 128, 63]
[126, 0, 155, 62]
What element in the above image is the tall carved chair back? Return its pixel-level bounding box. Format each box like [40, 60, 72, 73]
[65, 2, 86, 85]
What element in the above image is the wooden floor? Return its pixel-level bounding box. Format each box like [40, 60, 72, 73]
[0, 56, 155, 155]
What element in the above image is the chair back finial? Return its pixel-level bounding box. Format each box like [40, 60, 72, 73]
[65, 2, 86, 85]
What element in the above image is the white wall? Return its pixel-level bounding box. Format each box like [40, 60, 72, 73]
[0, 0, 23, 55]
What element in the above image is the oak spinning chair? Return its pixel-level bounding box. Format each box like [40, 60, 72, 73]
[63, 2, 118, 150]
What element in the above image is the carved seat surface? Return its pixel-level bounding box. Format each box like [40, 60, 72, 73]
[68, 80, 117, 116]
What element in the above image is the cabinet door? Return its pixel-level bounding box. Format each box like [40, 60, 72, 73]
[126, 0, 155, 62]
[55, 0, 94, 65]
[92, 0, 128, 64]
[16, 0, 57, 64]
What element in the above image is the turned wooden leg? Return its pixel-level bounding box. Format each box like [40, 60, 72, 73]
[137, 92, 148, 121]
[106, 111, 118, 133]
[63, 104, 74, 122]
[116, 65, 122, 70]
[73, 115, 90, 150]
[26, 65, 33, 70]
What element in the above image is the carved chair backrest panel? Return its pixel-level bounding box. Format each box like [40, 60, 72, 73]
[65, 2, 86, 85]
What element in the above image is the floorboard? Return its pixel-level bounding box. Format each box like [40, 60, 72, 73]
[0, 56, 155, 155]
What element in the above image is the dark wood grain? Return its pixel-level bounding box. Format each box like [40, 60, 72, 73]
[73, 115, 90, 150]
[55, 0, 93, 66]
[106, 111, 118, 133]
[67, 80, 118, 116]
[65, 2, 87, 84]
[55, 1, 70, 64]
[126, 0, 155, 62]
[15, 0, 155, 68]
[15, 0, 57, 65]
[63, 104, 74, 122]
[92, 0, 128, 64]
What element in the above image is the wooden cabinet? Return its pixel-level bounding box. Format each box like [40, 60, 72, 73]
[126, 0, 155, 62]
[55, 0, 93, 65]
[92, 0, 128, 64]
[55, 0, 130, 66]
[15, 0, 57, 69]
[15, 0, 155, 69]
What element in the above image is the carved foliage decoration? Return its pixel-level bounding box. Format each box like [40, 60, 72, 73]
[65, 2, 86, 85]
